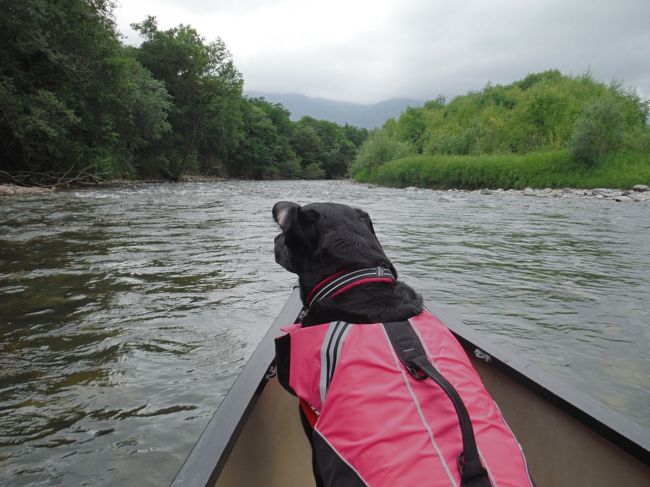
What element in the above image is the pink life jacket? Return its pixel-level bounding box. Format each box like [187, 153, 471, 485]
[275, 310, 534, 487]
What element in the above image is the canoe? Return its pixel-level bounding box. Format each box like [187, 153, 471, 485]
[171, 286, 650, 487]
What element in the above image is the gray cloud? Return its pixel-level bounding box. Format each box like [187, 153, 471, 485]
[116, 0, 650, 103]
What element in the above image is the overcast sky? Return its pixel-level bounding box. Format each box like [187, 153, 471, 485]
[115, 0, 650, 104]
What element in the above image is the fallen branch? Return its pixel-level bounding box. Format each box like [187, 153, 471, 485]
[0, 167, 108, 189]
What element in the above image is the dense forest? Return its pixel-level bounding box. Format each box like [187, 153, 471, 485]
[0, 0, 367, 186]
[2, 1, 649, 190]
[351, 70, 650, 189]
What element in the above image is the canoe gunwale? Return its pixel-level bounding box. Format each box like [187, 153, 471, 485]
[172, 289, 649, 486]
[429, 307, 650, 466]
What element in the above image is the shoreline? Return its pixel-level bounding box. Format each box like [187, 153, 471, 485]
[0, 175, 228, 195]
[366, 183, 650, 202]
[2, 181, 649, 202]
[472, 185, 650, 202]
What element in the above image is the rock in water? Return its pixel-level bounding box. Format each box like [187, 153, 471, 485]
[632, 184, 649, 192]
[592, 188, 613, 197]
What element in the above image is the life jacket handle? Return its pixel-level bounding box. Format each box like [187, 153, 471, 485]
[383, 321, 491, 487]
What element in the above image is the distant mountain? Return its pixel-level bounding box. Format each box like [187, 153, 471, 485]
[244, 91, 424, 129]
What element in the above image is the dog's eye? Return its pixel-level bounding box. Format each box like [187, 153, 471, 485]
[285, 225, 318, 253]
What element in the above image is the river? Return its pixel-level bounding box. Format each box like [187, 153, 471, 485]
[1, 180, 648, 485]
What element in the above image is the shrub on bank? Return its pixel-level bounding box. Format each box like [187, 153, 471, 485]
[349, 71, 650, 190]
[349, 131, 417, 179]
[569, 98, 627, 166]
[354, 150, 650, 190]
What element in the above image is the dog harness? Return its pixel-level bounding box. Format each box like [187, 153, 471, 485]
[304, 267, 396, 309]
[275, 310, 534, 487]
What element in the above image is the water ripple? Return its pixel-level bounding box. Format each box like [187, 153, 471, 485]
[1, 180, 648, 485]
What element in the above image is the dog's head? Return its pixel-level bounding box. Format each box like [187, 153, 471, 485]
[272, 201, 396, 281]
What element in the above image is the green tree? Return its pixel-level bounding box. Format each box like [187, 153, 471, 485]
[231, 97, 299, 178]
[131, 17, 243, 179]
[396, 106, 426, 152]
[569, 98, 626, 165]
[290, 117, 364, 178]
[302, 162, 325, 179]
[342, 124, 369, 148]
[291, 120, 323, 169]
[0, 0, 170, 181]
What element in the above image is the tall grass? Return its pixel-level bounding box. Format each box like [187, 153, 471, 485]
[354, 150, 650, 190]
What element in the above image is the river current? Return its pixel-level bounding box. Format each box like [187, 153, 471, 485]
[1, 180, 648, 485]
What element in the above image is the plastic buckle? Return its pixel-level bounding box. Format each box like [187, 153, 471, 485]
[406, 364, 427, 380]
[457, 453, 466, 477]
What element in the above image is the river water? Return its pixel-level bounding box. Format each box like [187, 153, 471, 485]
[1, 180, 648, 485]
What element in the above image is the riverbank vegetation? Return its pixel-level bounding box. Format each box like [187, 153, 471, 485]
[3, 3, 649, 190]
[351, 70, 650, 189]
[0, 1, 367, 186]
[361, 151, 650, 190]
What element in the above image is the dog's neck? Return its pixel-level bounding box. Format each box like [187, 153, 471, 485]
[304, 267, 396, 308]
[299, 268, 423, 326]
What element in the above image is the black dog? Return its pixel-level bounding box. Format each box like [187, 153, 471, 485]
[273, 200, 423, 485]
[273, 201, 422, 326]
[271, 201, 529, 487]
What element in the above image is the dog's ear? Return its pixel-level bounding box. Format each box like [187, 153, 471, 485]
[273, 201, 300, 232]
[273, 201, 321, 233]
[355, 208, 376, 236]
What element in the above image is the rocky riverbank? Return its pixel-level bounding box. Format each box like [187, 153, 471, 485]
[0, 176, 227, 196]
[4, 180, 649, 202]
[400, 184, 650, 202]
[477, 185, 650, 202]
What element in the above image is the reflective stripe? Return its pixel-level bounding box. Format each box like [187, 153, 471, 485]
[308, 268, 395, 307]
[320, 322, 352, 406]
[320, 322, 341, 406]
[310, 270, 378, 307]
[329, 324, 351, 389]
[488, 398, 535, 487]
[478, 448, 497, 487]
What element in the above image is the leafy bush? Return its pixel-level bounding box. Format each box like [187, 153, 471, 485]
[622, 125, 650, 154]
[569, 98, 626, 165]
[277, 158, 302, 178]
[353, 70, 649, 170]
[424, 125, 483, 155]
[349, 131, 416, 177]
[302, 162, 325, 179]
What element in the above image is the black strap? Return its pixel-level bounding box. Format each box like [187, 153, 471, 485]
[383, 321, 491, 487]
